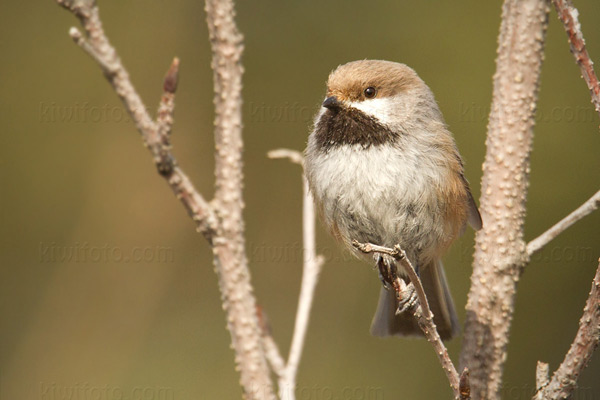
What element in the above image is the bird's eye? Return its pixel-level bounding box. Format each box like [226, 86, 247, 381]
[364, 86, 377, 99]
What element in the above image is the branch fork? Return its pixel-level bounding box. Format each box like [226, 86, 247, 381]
[57, 0, 274, 398]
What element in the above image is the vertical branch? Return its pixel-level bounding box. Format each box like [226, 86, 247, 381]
[205, 1, 276, 399]
[280, 174, 324, 400]
[459, 0, 549, 399]
[267, 149, 325, 400]
[56, 1, 273, 398]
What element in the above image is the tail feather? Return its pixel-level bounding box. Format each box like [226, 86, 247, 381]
[370, 259, 459, 340]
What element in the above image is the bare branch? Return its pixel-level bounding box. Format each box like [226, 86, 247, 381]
[206, 0, 244, 207]
[62, 3, 159, 157]
[353, 241, 462, 400]
[535, 260, 600, 399]
[268, 149, 304, 166]
[459, 1, 550, 398]
[205, 0, 276, 397]
[57, 0, 217, 239]
[58, 0, 275, 398]
[551, 0, 600, 118]
[281, 174, 324, 400]
[527, 190, 600, 256]
[268, 150, 324, 400]
[69, 27, 116, 74]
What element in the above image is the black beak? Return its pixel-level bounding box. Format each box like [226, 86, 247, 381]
[322, 96, 342, 110]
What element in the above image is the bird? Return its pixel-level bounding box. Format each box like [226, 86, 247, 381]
[304, 60, 482, 340]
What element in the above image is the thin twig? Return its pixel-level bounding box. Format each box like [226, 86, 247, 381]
[268, 149, 325, 400]
[68, 28, 116, 74]
[280, 173, 324, 400]
[551, 0, 600, 118]
[352, 241, 462, 400]
[57, 0, 217, 239]
[527, 190, 600, 256]
[534, 260, 600, 400]
[268, 149, 304, 166]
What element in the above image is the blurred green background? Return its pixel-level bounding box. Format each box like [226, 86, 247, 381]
[1, 1, 599, 399]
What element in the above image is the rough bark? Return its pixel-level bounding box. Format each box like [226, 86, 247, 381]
[459, 1, 550, 398]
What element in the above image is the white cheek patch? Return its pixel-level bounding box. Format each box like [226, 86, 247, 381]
[348, 98, 394, 125]
[347, 95, 417, 128]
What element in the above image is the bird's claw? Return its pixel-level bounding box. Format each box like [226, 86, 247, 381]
[375, 254, 396, 290]
[395, 280, 418, 315]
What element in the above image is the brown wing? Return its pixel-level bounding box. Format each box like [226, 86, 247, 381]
[454, 151, 482, 231]
[462, 173, 482, 230]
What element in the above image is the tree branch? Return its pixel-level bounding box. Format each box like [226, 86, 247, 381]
[534, 260, 600, 399]
[267, 149, 305, 166]
[551, 0, 600, 119]
[283, 167, 324, 399]
[56, 0, 217, 239]
[527, 189, 600, 256]
[57, 0, 276, 398]
[459, 1, 550, 398]
[268, 149, 325, 400]
[204, 0, 276, 398]
[352, 241, 462, 400]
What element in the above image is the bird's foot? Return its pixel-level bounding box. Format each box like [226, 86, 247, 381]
[395, 279, 418, 315]
[375, 254, 396, 291]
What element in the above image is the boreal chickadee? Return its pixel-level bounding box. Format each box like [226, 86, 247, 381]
[305, 60, 482, 339]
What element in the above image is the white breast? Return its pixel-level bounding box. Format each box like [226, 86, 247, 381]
[305, 137, 448, 260]
[308, 143, 416, 205]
